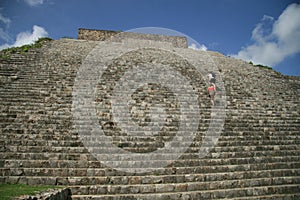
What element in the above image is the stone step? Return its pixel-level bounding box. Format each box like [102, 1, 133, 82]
[1, 103, 297, 115]
[2, 134, 300, 144]
[2, 157, 299, 171]
[1, 149, 299, 165]
[223, 126, 299, 131]
[0, 130, 299, 139]
[1, 127, 298, 137]
[3, 175, 300, 197]
[2, 156, 300, 175]
[0, 130, 299, 143]
[3, 162, 299, 184]
[2, 168, 299, 185]
[1, 147, 299, 161]
[72, 193, 300, 200]
[69, 176, 300, 195]
[1, 118, 298, 128]
[232, 194, 300, 200]
[1, 140, 299, 153]
[70, 184, 300, 199]
[220, 135, 299, 141]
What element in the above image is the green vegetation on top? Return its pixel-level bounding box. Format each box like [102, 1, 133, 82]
[248, 61, 273, 70]
[0, 37, 52, 59]
[0, 184, 60, 200]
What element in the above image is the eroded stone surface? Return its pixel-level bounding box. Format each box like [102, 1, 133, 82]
[0, 36, 299, 199]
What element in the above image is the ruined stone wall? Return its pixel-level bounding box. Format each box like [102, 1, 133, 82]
[78, 28, 188, 48]
[78, 28, 118, 41]
[15, 188, 72, 200]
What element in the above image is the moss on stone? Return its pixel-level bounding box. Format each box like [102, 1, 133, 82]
[0, 37, 52, 59]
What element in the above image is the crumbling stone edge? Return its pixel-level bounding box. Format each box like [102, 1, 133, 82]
[14, 188, 72, 200]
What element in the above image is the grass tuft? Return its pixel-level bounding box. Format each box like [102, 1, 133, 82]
[0, 37, 52, 59]
[0, 184, 60, 200]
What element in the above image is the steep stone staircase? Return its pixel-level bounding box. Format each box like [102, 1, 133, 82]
[0, 37, 299, 199]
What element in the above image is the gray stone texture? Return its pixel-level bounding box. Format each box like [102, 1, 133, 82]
[78, 28, 188, 48]
[0, 29, 300, 199]
[14, 188, 71, 200]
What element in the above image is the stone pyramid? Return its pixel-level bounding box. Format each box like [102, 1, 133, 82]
[0, 29, 299, 199]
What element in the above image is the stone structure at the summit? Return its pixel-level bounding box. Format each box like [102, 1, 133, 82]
[0, 28, 299, 199]
[78, 28, 188, 48]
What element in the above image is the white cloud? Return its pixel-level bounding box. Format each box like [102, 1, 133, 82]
[0, 13, 11, 26]
[0, 25, 48, 50]
[188, 43, 207, 51]
[24, 0, 44, 6]
[0, 13, 12, 42]
[230, 3, 300, 67]
[0, 28, 11, 42]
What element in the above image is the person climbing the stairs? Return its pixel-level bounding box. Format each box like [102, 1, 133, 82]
[208, 71, 216, 84]
[208, 82, 216, 106]
[207, 72, 216, 106]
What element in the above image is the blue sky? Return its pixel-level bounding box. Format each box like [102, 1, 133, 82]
[1, 0, 299, 76]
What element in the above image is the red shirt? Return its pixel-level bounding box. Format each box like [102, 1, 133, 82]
[208, 86, 215, 91]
